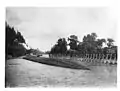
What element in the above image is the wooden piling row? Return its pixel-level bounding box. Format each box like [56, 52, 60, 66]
[50, 53, 117, 64]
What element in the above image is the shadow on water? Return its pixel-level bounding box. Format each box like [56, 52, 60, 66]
[23, 56, 90, 70]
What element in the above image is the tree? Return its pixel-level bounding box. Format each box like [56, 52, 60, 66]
[91, 32, 97, 41]
[82, 33, 98, 54]
[6, 22, 27, 57]
[96, 38, 106, 49]
[6, 24, 17, 46]
[16, 31, 25, 43]
[68, 35, 78, 50]
[107, 38, 114, 48]
[83, 33, 97, 42]
[50, 38, 67, 54]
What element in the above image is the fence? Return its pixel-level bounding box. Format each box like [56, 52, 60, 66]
[49, 53, 117, 65]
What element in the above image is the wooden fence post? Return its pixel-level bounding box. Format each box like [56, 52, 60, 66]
[106, 54, 109, 60]
[88, 54, 90, 62]
[87, 54, 89, 62]
[101, 54, 104, 63]
[92, 54, 95, 63]
[90, 54, 93, 62]
[114, 54, 117, 61]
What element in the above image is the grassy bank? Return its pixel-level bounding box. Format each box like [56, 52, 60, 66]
[23, 55, 90, 70]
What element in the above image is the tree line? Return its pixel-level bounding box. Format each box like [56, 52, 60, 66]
[5, 22, 27, 57]
[5, 22, 45, 58]
[50, 33, 117, 58]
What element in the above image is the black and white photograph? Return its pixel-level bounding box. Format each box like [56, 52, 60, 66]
[5, 7, 117, 88]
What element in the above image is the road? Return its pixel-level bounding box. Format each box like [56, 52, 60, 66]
[5, 58, 117, 87]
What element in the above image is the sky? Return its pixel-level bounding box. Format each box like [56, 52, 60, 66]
[6, 7, 117, 51]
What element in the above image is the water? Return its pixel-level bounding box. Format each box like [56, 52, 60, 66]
[5, 58, 117, 87]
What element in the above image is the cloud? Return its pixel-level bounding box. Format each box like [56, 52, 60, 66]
[6, 7, 117, 51]
[6, 8, 22, 26]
